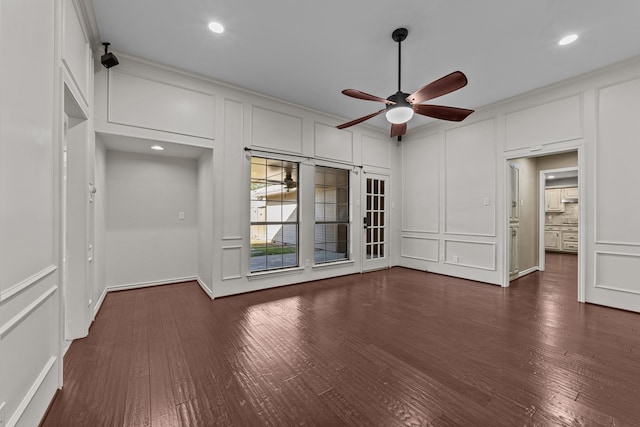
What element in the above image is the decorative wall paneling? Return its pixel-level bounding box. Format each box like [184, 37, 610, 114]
[362, 134, 392, 169]
[108, 70, 215, 139]
[444, 239, 496, 271]
[0, 0, 63, 424]
[401, 133, 439, 233]
[314, 122, 354, 163]
[444, 119, 497, 237]
[595, 251, 640, 295]
[595, 78, 640, 246]
[92, 56, 393, 300]
[250, 106, 303, 154]
[61, 0, 91, 107]
[401, 236, 439, 262]
[221, 246, 243, 280]
[504, 95, 582, 152]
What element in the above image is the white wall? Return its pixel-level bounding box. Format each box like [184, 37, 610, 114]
[93, 55, 396, 298]
[197, 150, 214, 295]
[401, 55, 640, 312]
[0, 0, 62, 425]
[105, 150, 198, 288]
[93, 136, 107, 314]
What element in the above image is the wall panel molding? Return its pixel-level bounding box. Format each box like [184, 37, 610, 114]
[108, 69, 215, 139]
[595, 251, 640, 295]
[444, 118, 496, 237]
[504, 94, 582, 151]
[0, 286, 57, 338]
[222, 246, 243, 280]
[250, 106, 303, 154]
[314, 122, 354, 163]
[401, 236, 439, 262]
[7, 355, 57, 427]
[595, 77, 640, 246]
[0, 265, 57, 303]
[444, 239, 496, 271]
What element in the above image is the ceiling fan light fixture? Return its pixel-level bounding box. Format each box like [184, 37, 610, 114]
[386, 105, 414, 124]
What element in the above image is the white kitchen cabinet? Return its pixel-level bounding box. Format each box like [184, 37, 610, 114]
[562, 186, 578, 199]
[545, 228, 561, 250]
[545, 188, 565, 212]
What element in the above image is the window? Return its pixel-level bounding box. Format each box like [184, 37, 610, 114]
[250, 157, 298, 272]
[315, 166, 349, 264]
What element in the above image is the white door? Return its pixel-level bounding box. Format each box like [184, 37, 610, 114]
[362, 173, 390, 271]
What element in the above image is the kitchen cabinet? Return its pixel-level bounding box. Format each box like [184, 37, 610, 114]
[545, 227, 561, 250]
[562, 186, 578, 199]
[545, 188, 565, 212]
[545, 225, 578, 253]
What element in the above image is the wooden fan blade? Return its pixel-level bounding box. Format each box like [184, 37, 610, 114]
[413, 104, 474, 122]
[336, 109, 385, 130]
[390, 122, 407, 138]
[407, 71, 468, 104]
[342, 89, 395, 104]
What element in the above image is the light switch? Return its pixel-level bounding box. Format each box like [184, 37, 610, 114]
[483, 197, 490, 206]
[179, 212, 185, 220]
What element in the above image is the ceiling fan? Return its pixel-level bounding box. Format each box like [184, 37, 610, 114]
[336, 28, 474, 141]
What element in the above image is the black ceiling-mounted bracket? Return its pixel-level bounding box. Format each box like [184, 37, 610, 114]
[101, 42, 119, 69]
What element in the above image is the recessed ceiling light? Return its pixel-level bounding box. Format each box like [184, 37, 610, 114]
[151, 145, 164, 151]
[548, 175, 555, 179]
[558, 34, 578, 46]
[208, 22, 224, 34]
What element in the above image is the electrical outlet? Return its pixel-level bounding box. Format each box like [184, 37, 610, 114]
[305, 259, 310, 267]
[439, 254, 444, 261]
[178, 211, 185, 220]
[0, 401, 7, 427]
[453, 255, 460, 263]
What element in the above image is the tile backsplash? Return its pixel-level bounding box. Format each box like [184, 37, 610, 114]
[547, 202, 579, 225]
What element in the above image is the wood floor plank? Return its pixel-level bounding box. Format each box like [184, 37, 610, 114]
[41, 253, 640, 426]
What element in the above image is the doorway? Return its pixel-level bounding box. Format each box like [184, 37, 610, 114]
[362, 173, 390, 271]
[505, 149, 583, 301]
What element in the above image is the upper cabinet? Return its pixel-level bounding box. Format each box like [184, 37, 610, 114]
[545, 188, 565, 212]
[562, 186, 578, 200]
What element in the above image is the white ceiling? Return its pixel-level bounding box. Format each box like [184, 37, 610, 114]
[90, 0, 640, 133]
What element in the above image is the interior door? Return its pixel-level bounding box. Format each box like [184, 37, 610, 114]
[362, 173, 390, 271]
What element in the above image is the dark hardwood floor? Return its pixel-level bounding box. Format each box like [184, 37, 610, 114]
[41, 253, 640, 426]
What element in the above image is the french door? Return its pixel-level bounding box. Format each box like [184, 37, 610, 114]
[362, 173, 390, 271]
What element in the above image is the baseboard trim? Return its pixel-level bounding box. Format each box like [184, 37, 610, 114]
[106, 276, 198, 293]
[518, 266, 539, 278]
[10, 355, 57, 426]
[196, 276, 214, 299]
[93, 288, 108, 320]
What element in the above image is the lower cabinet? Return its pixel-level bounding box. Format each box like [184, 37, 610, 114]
[544, 229, 561, 250]
[545, 225, 578, 253]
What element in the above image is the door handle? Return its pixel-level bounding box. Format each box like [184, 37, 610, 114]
[363, 216, 368, 229]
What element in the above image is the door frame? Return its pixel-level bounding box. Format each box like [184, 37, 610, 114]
[361, 171, 391, 272]
[537, 166, 578, 273]
[503, 146, 585, 303]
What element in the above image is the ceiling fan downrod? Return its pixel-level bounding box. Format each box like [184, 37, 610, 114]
[392, 28, 408, 92]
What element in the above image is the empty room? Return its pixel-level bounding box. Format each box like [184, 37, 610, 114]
[2, 1, 640, 426]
